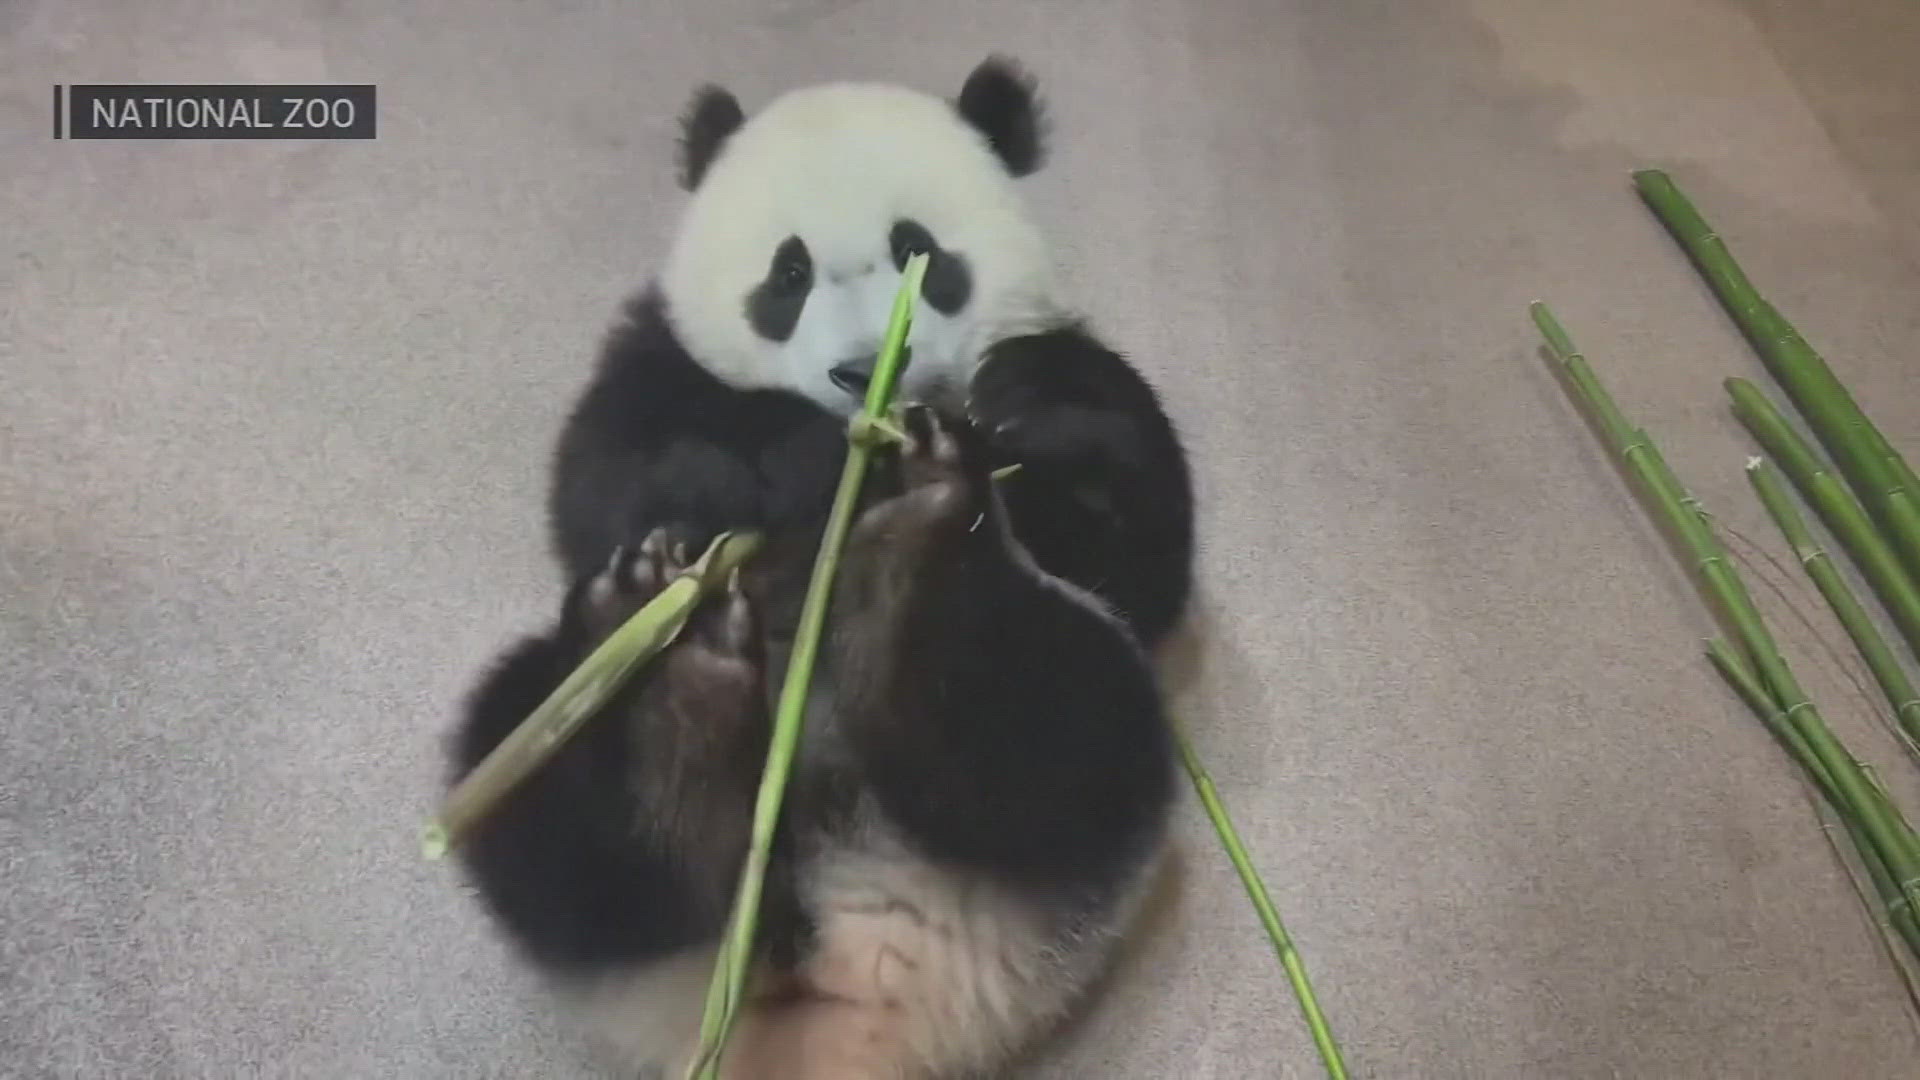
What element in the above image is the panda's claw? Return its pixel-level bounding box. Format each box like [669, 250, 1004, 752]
[583, 545, 631, 622]
[580, 525, 727, 642]
[896, 404, 973, 493]
[637, 527, 697, 589]
[638, 528, 669, 568]
[712, 587, 760, 659]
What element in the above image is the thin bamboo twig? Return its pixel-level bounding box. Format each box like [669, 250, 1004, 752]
[1531, 302, 1920, 915]
[1174, 724, 1348, 1080]
[1746, 457, 1920, 751]
[421, 530, 764, 859]
[687, 254, 931, 1080]
[1728, 378, 1920, 661]
[1633, 169, 1920, 584]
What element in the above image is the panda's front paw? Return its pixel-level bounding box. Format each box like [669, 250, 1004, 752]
[898, 404, 999, 513]
[851, 406, 990, 542]
[668, 573, 764, 691]
[968, 359, 1142, 472]
[572, 527, 697, 643]
[896, 404, 969, 488]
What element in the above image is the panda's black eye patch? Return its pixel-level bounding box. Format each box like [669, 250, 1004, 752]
[746, 235, 812, 342]
[890, 220, 937, 268]
[890, 219, 971, 316]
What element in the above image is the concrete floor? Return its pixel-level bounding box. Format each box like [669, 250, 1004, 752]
[5, 1, 1920, 1076]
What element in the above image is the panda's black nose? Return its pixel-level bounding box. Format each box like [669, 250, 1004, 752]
[828, 359, 872, 396]
[829, 349, 910, 398]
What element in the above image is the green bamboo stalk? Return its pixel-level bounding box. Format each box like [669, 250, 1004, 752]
[1728, 377, 1920, 660]
[1633, 169, 1920, 584]
[1174, 725, 1348, 1080]
[1705, 633, 1911, 847]
[1706, 639, 1920, 962]
[1532, 302, 1920, 915]
[421, 529, 764, 860]
[1746, 458, 1920, 749]
[1533, 304, 1763, 666]
[1706, 637, 1836, 800]
[687, 254, 932, 1079]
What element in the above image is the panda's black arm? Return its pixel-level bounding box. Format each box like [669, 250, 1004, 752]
[546, 296, 847, 584]
[969, 327, 1195, 645]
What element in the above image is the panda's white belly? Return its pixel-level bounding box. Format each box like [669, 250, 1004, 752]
[571, 646, 1156, 1079]
[571, 799, 1154, 1080]
[772, 800, 1115, 1076]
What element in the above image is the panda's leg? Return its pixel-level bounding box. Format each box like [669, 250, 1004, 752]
[754, 406, 1177, 1078]
[831, 405, 1175, 893]
[449, 526, 772, 972]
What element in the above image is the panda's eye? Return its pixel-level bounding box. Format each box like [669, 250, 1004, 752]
[889, 219, 939, 270]
[892, 218, 971, 316]
[767, 236, 812, 295]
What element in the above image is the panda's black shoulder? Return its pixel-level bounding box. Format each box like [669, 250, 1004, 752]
[981, 320, 1174, 416]
[573, 288, 845, 474]
[565, 290, 749, 438]
[546, 289, 846, 583]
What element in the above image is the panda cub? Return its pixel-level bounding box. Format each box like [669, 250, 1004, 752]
[448, 57, 1195, 1078]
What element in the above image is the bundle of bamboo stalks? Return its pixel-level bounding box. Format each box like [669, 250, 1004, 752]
[1536, 170, 1920, 978]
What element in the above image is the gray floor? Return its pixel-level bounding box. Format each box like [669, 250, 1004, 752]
[6, 1, 1920, 1077]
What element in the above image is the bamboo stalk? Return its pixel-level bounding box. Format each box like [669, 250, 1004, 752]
[1633, 169, 1920, 584]
[1531, 302, 1920, 915]
[1174, 725, 1348, 1080]
[1705, 633, 1910, 846]
[1745, 458, 1920, 748]
[1706, 638, 1835, 799]
[1728, 378, 1920, 660]
[1706, 639, 1920, 961]
[421, 529, 764, 859]
[1533, 305, 1762, 666]
[686, 253, 931, 1079]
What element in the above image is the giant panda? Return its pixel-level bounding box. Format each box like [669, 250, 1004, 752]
[447, 56, 1196, 1079]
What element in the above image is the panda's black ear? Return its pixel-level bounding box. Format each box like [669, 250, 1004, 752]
[678, 84, 745, 191]
[955, 56, 1046, 177]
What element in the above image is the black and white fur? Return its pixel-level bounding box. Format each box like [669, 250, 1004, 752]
[448, 57, 1195, 1078]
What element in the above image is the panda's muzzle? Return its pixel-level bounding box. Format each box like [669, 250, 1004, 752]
[829, 348, 911, 398]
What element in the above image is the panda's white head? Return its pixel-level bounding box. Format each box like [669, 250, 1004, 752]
[660, 57, 1059, 415]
